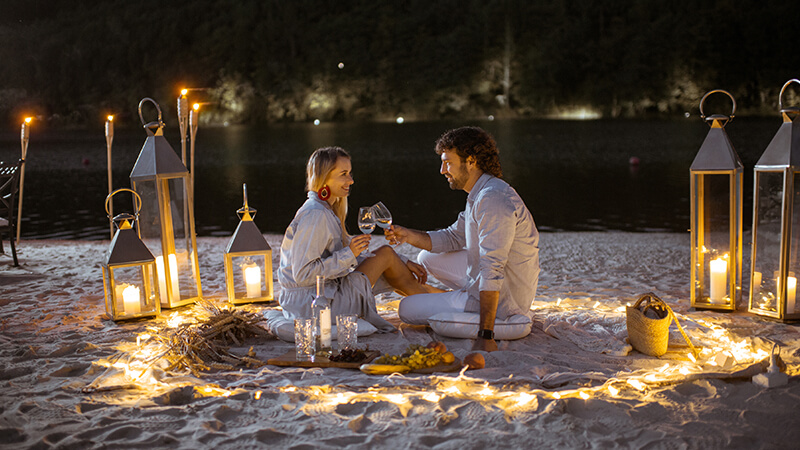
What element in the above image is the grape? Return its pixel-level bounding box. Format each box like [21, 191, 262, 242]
[375, 344, 443, 369]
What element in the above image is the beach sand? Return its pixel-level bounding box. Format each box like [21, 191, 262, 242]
[1, 232, 799, 449]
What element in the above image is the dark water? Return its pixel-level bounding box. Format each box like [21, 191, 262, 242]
[0, 118, 783, 240]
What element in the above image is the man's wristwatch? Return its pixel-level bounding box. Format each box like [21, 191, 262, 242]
[477, 328, 495, 340]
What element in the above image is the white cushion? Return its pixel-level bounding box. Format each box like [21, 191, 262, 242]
[263, 309, 377, 342]
[427, 312, 532, 340]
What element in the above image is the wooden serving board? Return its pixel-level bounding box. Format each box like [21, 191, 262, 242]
[267, 350, 380, 369]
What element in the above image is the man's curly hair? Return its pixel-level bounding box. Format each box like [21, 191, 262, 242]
[435, 126, 502, 178]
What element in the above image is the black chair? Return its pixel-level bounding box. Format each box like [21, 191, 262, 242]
[0, 159, 22, 266]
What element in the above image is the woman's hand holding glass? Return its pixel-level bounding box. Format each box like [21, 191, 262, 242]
[349, 234, 371, 257]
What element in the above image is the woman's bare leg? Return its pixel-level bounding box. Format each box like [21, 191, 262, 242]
[356, 246, 443, 295]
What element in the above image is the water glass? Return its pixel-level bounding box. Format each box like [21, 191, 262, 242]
[294, 318, 314, 361]
[336, 314, 358, 352]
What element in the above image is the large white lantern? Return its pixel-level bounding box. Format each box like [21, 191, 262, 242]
[749, 79, 800, 321]
[101, 189, 160, 321]
[130, 98, 202, 309]
[690, 90, 743, 311]
[224, 184, 274, 304]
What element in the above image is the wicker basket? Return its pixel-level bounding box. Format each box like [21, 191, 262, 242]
[626, 293, 672, 357]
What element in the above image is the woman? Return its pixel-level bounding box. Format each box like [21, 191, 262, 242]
[278, 146, 440, 332]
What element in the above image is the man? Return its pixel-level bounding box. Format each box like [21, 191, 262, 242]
[387, 126, 540, 352]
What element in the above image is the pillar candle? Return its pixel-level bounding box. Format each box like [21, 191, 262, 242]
[709, 258, 727, 304]
[787, 276, 796, 314]
[122, 284, 141, 314]
[243, 263, 262, 298]
[156, 254, 181, 303]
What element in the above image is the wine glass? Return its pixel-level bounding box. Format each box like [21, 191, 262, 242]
[358, 207, 376, 234]
[357, 206, 376, 257]
[372, 201, 392, 231]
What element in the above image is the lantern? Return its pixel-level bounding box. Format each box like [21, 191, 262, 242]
[690, 90, 742, 311]
[749, 79, 800, 321]
[224, 184, 274, 304]
[101, 189, 160, 321]
[130, 98, 202, 309]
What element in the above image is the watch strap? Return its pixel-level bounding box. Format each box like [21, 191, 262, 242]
[477, 328, 495, 340]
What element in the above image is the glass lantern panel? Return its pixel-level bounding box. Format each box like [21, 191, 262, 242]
[752, 171, 784, 312]
[165, 177, 199, 300]
[134, 179, 163, 254]
[787, 171, 800, 315]
[693, 173, 733, 304]
[110, 265, 158, 316]
[230, 254, 267, 299]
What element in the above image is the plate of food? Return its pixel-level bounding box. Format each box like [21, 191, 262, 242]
[359, 342, 463, 375]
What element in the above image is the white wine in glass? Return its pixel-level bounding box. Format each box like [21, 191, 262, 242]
[373, 201, 392, 230]
[358, 207, 376, 234]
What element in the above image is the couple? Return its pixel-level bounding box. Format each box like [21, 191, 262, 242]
[278, 126, 540, 351]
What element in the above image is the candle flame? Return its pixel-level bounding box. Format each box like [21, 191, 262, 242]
[24, 117, 32, 124]
[107, 115, 114, 122]
[181, 88, 188, 96]
[193, 103, 200, 111]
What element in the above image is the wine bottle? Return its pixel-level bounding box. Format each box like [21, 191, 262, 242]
[312, 275, 332, 354]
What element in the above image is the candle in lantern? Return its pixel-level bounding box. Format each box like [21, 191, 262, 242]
[787, 276, 797, 314]
[752, 271, 762, 289]
[122, 284, 141, 314]
[709, 257, 728, 303]
[243, 262, 261, 298]
[156, 254, 181, 303]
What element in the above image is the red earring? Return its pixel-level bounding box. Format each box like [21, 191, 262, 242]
[317, 185, 331, 201]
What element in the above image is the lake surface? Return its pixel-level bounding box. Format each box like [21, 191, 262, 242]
[0, 118, 784, 240]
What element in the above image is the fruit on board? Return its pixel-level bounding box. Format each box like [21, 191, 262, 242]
[441, 351, 455, 364]
[463, 352, 485, 369]
[374, 344, 443, 369]
[359, 364, 412, 375]
[426, 341, 447, 354]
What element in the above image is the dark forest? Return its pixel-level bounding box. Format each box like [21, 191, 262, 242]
[1, 0, 798, 127]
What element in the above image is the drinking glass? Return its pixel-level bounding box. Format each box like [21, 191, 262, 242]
[372, 201, 392, 231]
[358, 207, 376, 234]
[357, 206, 376, 257]
[336, 314, 358, 352]
[294, 318, 314, 361]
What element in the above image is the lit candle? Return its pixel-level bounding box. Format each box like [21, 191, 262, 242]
[156, 254, 181, 303]
[709, 258, 727, 303]
[752, 271, 762, 289]
[122, 284, 141, 314]
[243, 262, 261, 298]
[787, 276, 796, 314]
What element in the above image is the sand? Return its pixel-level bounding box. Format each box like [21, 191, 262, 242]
[1, 232, 799, 449]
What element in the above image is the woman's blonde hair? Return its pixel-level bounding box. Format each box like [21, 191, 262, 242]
[306, 146, 351, 241]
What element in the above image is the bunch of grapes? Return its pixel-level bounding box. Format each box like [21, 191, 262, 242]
[329, 348, 368, 363]
[375, 344, 443, 369]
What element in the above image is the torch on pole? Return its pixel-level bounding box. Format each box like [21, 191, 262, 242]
[178, 88, 189, 165]
[189, 103, 200, 203]
[17, 117, 31, 245]
[106, 115, 115, 239]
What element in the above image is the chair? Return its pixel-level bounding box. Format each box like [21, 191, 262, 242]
[0, 159, 22, 266]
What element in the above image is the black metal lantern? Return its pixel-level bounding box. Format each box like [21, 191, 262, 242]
[224, 184, 274, 304]
[690, 90, 743, 311]
[749, 79, 800, 321]
[101, 189, 160, 321]
[130, 98, 202, 309]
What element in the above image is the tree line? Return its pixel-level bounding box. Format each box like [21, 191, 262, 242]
[1, 0, 798, 128]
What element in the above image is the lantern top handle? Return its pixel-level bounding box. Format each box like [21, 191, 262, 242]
[106, 188, 142, 228]
[138, 97, 164, 130]
[237, 183, 257, 220]
[778, 79, 800, 113]
[699, 90, 736, 127]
